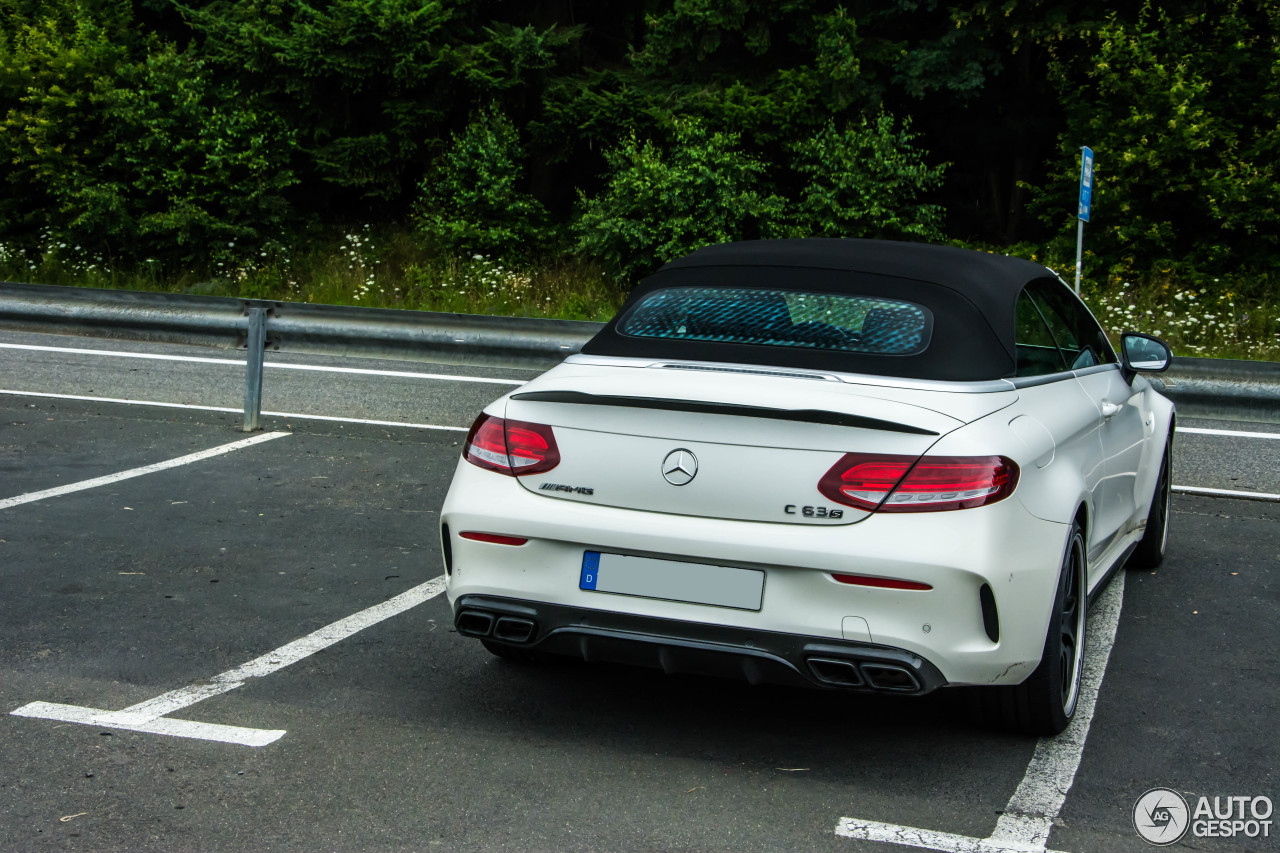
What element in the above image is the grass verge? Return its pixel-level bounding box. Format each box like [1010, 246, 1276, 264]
[2, 228, 1276, 361]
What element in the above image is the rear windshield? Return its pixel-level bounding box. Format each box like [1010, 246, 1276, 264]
[617, 287, 933, 356]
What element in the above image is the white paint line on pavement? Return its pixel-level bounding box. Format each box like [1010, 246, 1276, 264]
[212, 575, 449, 683]
[10, 702, 284, 748]
[1172, 484, 1280, 501]
[834, 820, 1068, 853]
[0, 389, 468, 432]
[10, 576, 448, 747]
[0, 341, 525, 385]
[0, 430, 290, 510]
[836, 573, 1126, 852]
[1180, 426, 1280, 440]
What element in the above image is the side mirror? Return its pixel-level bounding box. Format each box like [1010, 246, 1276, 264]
[1120, 331, 1172, 375]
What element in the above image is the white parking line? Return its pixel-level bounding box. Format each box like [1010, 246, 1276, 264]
[11, 576, 448, 747]
[10, 702, 285, 748]
[1180, 426, 1280, 439]
[0, 389, 468, 432]
[1173, 485, 1280, 501]
[0, 430, 290, 510]
[0, 342, 525, 385]
[835, 573, 1126, 853]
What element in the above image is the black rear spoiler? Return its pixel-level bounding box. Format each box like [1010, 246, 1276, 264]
[509, 391, 939, 436]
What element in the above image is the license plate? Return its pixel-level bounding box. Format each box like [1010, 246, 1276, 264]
[579, 551, 764, 611]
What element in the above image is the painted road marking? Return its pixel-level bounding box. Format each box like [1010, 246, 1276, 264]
[1173, 485, 1280, 501]
[1180, 426, 1280, 439]
[0, 342, 525, 385]
[10, 576, 448, 747]
[0, 389, 468, 432]
[10, 703, 284, 748]
[835, 572, 1125, 853]
[0, 430, 290, 510]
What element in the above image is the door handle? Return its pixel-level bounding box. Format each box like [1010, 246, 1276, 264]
[1100, 401, 1122, 419]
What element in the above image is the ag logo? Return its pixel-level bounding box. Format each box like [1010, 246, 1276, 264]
[1133, 787, 1190, 845]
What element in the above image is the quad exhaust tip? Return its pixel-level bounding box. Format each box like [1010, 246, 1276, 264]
[807, 658, 864, 687]
[456, 610, 495, 638]
[806, 657, 922, 692]
[493, 616, 536, 643]
[456, 609, 537, 644]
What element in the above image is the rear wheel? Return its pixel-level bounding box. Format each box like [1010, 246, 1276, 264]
[1128, 441, 1171, 570]
[976, 521, 1087, 735]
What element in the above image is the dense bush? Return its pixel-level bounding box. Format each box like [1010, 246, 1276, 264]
[574, 120, 785, 284]
[0, 3, 296, 269]
[787, 114, 947, 241]
[1, 0, 1276, 311]
[414, 107, 549, 261]
[1034, 1, 1280, 280]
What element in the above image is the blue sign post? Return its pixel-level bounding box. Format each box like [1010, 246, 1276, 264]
[1074, 147, 1094, 294]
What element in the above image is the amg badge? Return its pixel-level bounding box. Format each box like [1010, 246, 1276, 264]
[539, 483, 595, 496]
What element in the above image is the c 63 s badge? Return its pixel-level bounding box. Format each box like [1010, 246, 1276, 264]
[785, 505, 843, 519]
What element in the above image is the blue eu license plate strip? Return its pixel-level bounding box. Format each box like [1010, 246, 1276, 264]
[579, 550, 764, 611]
[580, 551, 601, 590]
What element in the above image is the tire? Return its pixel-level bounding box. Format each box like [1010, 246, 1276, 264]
[1128, 440, 1171, 570]
[975, 521, 1087, 736]
[481, 639, 539, 663]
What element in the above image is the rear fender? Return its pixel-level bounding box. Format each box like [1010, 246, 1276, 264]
[1128, 378, 1176, 520]
[923, 410, 1092, 528]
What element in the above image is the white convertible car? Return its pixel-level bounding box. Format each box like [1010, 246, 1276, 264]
[440, 239, 1174, 735]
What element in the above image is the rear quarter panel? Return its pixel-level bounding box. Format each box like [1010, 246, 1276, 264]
[934, 376, 1103, 528]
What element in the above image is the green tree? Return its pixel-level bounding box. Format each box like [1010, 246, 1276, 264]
[415, 107, 548, 260]
[574, 119, 786, 285]
[787, 114, 947, 240]
[179, 0, 458, 209]
[182, 1, 582, 216]
[1035, 1, 1280, 276]
[0, 1, 297, 267]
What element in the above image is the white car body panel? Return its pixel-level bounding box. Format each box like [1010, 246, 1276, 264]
[443, 449, 1061, 686]
[442, 357, 1169, 687]
[503, 361, 995, 525]
[439, 243, 1175, 717]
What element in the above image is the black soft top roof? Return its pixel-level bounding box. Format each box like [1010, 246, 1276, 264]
[581, 238, 1058, 381]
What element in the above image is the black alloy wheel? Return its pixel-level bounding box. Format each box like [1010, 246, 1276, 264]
[1057, 531, 1086, 719]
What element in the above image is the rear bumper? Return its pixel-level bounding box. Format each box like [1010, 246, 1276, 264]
[455, 594, 949, 694]
[442, 458, 1069, 687]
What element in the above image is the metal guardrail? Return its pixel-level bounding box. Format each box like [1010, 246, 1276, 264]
[0, 281, 603, 430]
[1152, 358, 1280, 424]
[1, 280, 1277, 428]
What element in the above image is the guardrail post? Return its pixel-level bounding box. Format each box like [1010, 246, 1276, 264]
[242, 306, 267, 432]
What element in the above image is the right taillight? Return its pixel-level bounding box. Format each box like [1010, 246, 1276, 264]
[462, 413, 560, 476]
[818, 453, 1018, 513]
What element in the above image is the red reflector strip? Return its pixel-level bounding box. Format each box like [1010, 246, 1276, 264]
[459, 532, 529, 546]
[832, 573, 932, 591]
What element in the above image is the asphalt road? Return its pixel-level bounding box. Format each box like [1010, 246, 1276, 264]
[1, 331, 1277, 853]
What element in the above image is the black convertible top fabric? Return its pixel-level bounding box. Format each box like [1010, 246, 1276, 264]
[581, 238, 1057, 381]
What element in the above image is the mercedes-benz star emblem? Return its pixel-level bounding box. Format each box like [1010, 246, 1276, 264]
[661, 449, 698, 486]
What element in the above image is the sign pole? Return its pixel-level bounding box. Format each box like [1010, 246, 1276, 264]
[1074, 218, 1085, 296]
[1075, 146, 1094, 295]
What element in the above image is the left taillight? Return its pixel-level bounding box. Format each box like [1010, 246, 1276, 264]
[818, 453, 1018, 513]
[462, 413, 560, 477]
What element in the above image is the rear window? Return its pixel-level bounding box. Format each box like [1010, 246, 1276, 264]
[616, 287, 933, 356]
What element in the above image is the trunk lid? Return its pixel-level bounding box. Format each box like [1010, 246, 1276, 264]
[503, 362, 1016, 526]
